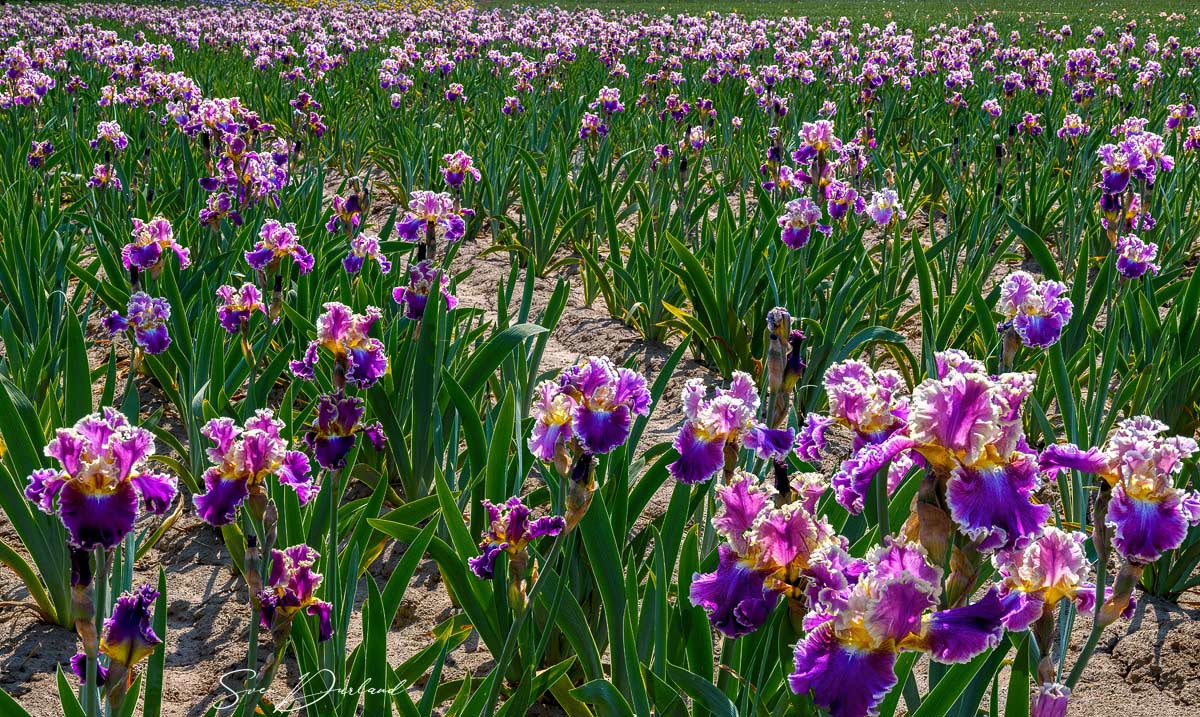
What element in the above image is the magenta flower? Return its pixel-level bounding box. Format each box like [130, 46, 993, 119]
[777, 198, 831, 249]
[992, 526, 1095, 631]
[579, 111, 607, 140]
[996, 271, 1073, 348]
[669, 373, 766, 484]
[103, 292, 171, 354]
[907, 363, 1049, 551]
[397, 190, 467, 245]
[1057, 114, 1090, 140]
[1041, 417, 1200, 563]
[27, 139, 53, 168]
[245, 220, 314, 275]
[303, 391, 385, 471]
[865, 188, 906, 226]
[90, 121, 128, 152]
[123, 217, 188, 274]
[529, 357, 650, 462]
[258, 544, 333, 642]
[590, 86, 625, 115]
[25, 410, 177, 550]
[392, 260, 457, 320]
[468, 496, 565, 580]
[343, 233, 392, 275]
[690, 544, 777, 638]
[215, 283, 267, 334]
[194, 411, 313, 526]
[87, 163, 122, 191]
[440, 150, 480, 189]
[790, 540, 1006, 717]
[1114, 234, 1160, 279]
[290, 303, 388, 390]
[325, 193, 362, 234]
[825, 180, 865, 222]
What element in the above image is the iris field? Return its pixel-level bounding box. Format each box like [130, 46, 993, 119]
[1, 1, 1199, 716]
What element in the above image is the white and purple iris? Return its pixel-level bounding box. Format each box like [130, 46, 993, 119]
[777, 197, 831, 249]
[193, 410, 313, 526]
[290, 302, 388, 390]
[245, 219, 314, 275]
[122, 217, 189, 274]
[996, 271, 1073, 349]
[103, 292, 172, 355]
[467, 496, 566, 580]
[258, 544, 333, 642]
[789, 540, 1007, 717]
[214, 283, 267, 334]
[1114, 234, 1160, 279]
[397, 190, 467, 245]
[392, 260, 457, 320]
[1041, 416, 1200, 564]
[528, 356, 651, 471]
[25, 410, 178, 550]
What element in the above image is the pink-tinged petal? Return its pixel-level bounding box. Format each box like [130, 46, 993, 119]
[910, 371, 998, 466]
[528, 515, 566, 539]
[193, 469, 249, 526]
[667, 424, 720, 486]
[1107, 487, 1192, 563]
[871, 540, 943, 588]
[803, 545, 868, 618]
[789, 622, 898, 717]
[202, 417, 241, 463]
[278, 451, 316, 504]
[130, 472, 177, 515]
[714, 475, 771, 553]
[753, 503, 831, 571]
[110, 428, 154, 481]
[1013, 312, 1065, 349]
[58, 481, 138, 550]
[689, 545, 777, 638]
[1031, 683, 1071, 717]
[920, 589, 1006, 663]
[1039, 444, 1110, 479]
[946, 457, 1050, 552]
[45, 430, 86, 475]
[864, 575, 938, 642]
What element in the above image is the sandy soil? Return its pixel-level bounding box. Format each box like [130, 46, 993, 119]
[2, 213, 1199, 717]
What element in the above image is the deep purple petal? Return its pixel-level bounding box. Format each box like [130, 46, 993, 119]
[789, 623, 898, 717]
[59, 481, 138, 550]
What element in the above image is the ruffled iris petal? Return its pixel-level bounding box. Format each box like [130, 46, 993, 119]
[789, 622, 898, 717]
[945, 458, 1049, 552]
[573, 404, 632, 455]
[919, 589, 1006, 663]
[689, 545, 776, 638]
[193, 470, 250, 527]
[1107, 487, 1192, 563]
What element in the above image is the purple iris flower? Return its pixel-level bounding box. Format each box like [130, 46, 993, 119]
[825, 180, 866, 222]
[690, 544, 777, 638]
[342, 233, 392, 275]
[396, 190, 467, 245]
[122, 217, 189, 274]
[1043, 417, 1200, 563]
[258, 544, 333, 642]
[392, 260, 457, 320]
[245, 220, 314, 275]
[589, 86, 625, 115]
[290, 303, 388, 390]
[103, 292, 172, 354]
[26, 410, 177, 550]
[27, 139, 53, 168]
[992, 526, 1095, 631]
[303, 391, 386, 471]
[194, 411, 313, 526]
[71, 584, 161, 686]
[579, 112, 607, 140]
[777, 197, 831, 249]
[907, 361, 1050, 551]
[441, 150, 481, 189]
[90, 121, 128, 152]
[866, 188, 906, 226]
[1114, 234, 1160, 279]
[215, 283, 267, 334]
[88, 163, 122, 191]
[996, 271, 1073, 349]
[790, 540, 1006, 717]
[325, 193, 362, 235]
[529, 357, 650, 465]
[467, 496, 565, 580]
[1031, 683, 1072, 717]
[668, 372, 763, 484]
